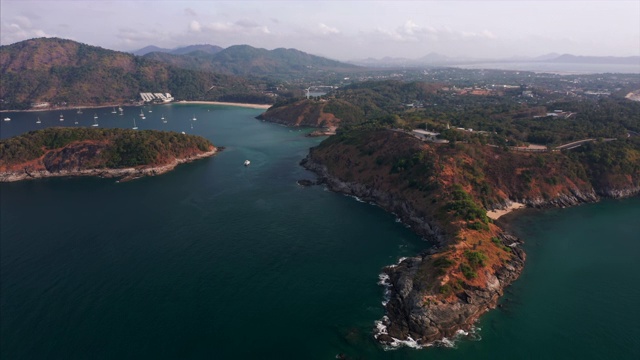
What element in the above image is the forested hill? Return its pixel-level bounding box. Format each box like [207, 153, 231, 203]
[143, 44, 359, 78]
[0, 127, 216, 181]
[0, 38, 270, 110]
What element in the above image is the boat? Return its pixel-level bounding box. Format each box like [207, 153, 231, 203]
[181, 131, 186, 134]
[59, 114, 64, 122]
[3, 117, 10, 122]
[118, 106, 123, 112]
[92, 117, 99, 127]
[132, 118, 138, 130]
[244, 160, 251, 166]
[36, 117, 41, 124]
[161, 114, 167, 123]
[190, 122, 193, 130]
[148, 108, 152, 113]
[139, 109, 145, 119]
[77, 108, 83, 114]
[192, 115, 197, 121]
[111, 107, 117, 114]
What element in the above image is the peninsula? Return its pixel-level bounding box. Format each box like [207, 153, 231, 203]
[302, 127, 639, 346]
[0, 128, 217, 182]
[260, 76, 639, 346]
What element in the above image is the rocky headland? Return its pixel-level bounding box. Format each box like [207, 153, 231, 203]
[0, 128, 217, 182]
[301, 128, 639, 347]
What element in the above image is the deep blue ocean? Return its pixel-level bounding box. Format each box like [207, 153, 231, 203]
[1, 105, 638, 359]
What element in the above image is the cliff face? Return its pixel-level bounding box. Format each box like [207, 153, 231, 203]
[0, 128, 217, 182]
[302, 129, 639, 346]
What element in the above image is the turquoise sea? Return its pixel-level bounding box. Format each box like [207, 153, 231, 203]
[1, 105, 639, 359]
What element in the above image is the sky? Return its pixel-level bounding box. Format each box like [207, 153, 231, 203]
[1, 0, 639, 60]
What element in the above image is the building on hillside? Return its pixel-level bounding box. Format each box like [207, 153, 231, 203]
[140, 93, 174, 103]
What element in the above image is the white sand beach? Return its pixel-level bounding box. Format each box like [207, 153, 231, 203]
[487, 202, 525, 220]
[178, 101, 271, 109]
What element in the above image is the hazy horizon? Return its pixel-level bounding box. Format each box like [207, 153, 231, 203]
[1, 0, 639, 61]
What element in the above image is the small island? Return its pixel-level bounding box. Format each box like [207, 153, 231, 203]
[0, 127, 217, 182]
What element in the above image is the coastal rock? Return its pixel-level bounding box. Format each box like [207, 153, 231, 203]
[296, 179, 316, 186]
[301, 156, 446, 245]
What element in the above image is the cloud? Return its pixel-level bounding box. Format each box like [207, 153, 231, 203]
[188, 20, 271, 35]
[317, 23, 340, 35]
[374, 20, 496, 43]
[0, 15, 54, 45]
[190, 20, 202, 32]
[115, 27, 169, 46]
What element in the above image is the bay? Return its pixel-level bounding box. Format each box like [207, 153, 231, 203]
[1, 105, 639, 359]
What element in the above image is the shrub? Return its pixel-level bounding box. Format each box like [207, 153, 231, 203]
[460, 263, 477, 279]
[464, 250, 487, 268]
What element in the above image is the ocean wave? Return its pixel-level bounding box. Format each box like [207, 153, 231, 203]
[374, 320, 481, 350]
[375, 257, 481, 350]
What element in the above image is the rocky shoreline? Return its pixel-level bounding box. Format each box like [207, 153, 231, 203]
[0, 148, 217, 183]
[300, 152, 637, 348]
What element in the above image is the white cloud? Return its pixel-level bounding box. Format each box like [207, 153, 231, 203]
[0, 15, 54, 45]
[190, 20, 202, 32]
[317, 23, 340, 35]
[372, 20, 496, 44]
[188, 20, 270, 35]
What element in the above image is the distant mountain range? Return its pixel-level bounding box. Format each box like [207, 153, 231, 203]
[349, 53, 640, 67]
[132, 44, 224, 56]
[139, 44, 358, 77]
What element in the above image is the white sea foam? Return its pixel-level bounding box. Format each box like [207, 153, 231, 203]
[374, 256, 483, 349]
[374, 316, 425, 350]
[378, 273, 392, 306]
[375, 325, 481, 350]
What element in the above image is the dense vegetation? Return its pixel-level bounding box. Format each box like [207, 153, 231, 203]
[323, 80, 640, 146]
[0, 38, 273, 110]
[0, 127, 213, 168]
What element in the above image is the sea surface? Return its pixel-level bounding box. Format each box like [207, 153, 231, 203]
[451, 62, 640, 74]
[1, 105, 639, 359]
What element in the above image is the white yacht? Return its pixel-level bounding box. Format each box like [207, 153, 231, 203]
[161, 114, 167, 123]
[59, 114, 64, 122]
[132, 118, 138, 130]
[244, 160, 251, 166]
[36, 117, 41, 124]
[3, 117, 10, 122]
